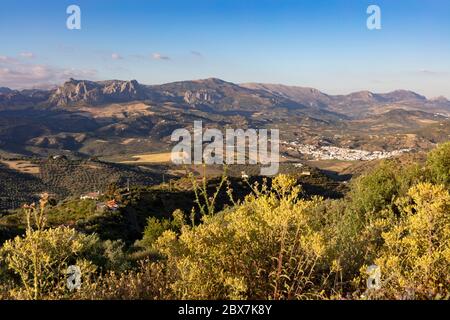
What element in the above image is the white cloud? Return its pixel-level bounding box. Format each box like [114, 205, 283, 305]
[20, 52, 35, 59]
[0, 55, 97, 89]
[152, 52, 170, 60]
[111, 53, 123, 60]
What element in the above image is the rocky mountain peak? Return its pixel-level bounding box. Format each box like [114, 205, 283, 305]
[49, 79, 146, 106]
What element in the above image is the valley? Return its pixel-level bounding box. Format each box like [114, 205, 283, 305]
[0, 77, 449, 211]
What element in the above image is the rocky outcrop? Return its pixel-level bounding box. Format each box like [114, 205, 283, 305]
[48, 79, 148, 106]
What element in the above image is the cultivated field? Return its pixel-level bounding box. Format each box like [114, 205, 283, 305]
[78, 102, 155, 119]
[121, 152, 185, 164]
[0, 160, 40, 174]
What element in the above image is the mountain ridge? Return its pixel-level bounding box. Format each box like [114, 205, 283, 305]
[0, 78, 449, 119]
[0, 78, 447, 110]
[0, 77, 448, 166]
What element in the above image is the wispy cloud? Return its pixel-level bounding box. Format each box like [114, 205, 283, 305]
[416, 69, 449, 76]
[111, 53, 123, 60]
[20, 52, 35, 59]
[0, 55, 97, 89]
[130, 54, 146, 60]
[190, 51, 203, 58]
[152, 52, 170, 60]
[0, 55, 18, 64]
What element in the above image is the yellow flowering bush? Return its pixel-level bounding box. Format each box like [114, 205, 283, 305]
[1, 227, 98, 300]
[156, 175, 328, 299]
[373, 183, 450, 299]
[73, 260, 175, 300]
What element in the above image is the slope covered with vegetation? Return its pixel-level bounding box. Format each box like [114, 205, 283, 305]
[0, 157, 163, 211]
[0, 142, 449, 300]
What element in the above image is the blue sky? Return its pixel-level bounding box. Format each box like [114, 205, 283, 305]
[1, 0, 450, 97]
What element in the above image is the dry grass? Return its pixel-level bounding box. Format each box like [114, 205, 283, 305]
[0, 160, 40, 174]
[121, 152, 185, 164]
[79, 103, 154, 119]
[121, 138, 137, 145]
[307, 160, 355, 173]
[417, 119, 439, 124]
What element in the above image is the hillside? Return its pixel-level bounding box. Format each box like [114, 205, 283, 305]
[0, 157, 163, 211]
[1, 143, 448, 300]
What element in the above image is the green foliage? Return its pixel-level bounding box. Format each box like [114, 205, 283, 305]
[427, 142, 450, 187]
[349, 161, 401, 215]
[100, 240, 130, 272]
[136, 209, 185, 250]
[348, 158, 427, 218]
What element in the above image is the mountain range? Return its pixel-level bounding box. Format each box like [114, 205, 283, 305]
[2, 78, 449, 115]
[0, 78, 449, 159]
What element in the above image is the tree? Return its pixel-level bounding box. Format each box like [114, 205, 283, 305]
[349, 161, 400, 216]
[427, 142, 450, 187]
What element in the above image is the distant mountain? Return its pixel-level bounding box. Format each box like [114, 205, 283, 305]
[362, 109, 447, 128]
[0, 87, 50, 108]
[148, 78, 312, 112]
[241, 83, 448, 117]
[378, 90, 427, 102]
[431, 96, 449, 103]
[0, 77, 448, 159]
[48, 78, 148, 106]
[241, 84, 428, 106]
[240, 83, 332, 109]
[2, 78, 448, 116]
[45, 77, 319, 115]
[334, 90, 426, 104]
[0, 92, 41, 108]
[0, 87, 14, 94]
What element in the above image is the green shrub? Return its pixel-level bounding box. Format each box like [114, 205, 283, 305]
[427, 142, 450, 187]
[136, 209, 185, 250]
[349, 161, 400, 216]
